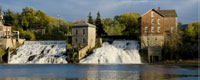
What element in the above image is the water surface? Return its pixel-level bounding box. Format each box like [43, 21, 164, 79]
[0, 64, 199, 80]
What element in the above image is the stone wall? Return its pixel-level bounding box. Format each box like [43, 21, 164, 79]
[140, 36, 164, 49]
[88, 27, 96, 48]
[72, 27, 88, 48]
[78, 46, 89, 60]
[0, 38, 25, 49]
[147, 47, 162, 63]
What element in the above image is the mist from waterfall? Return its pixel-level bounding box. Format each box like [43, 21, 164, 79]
[9, 41, 67, 64]
[80, 40, 141, 64]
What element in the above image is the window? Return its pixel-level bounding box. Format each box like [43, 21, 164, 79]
[157, 27, 160, 33]
[151, 12, 154, 17]
[151, 19, 154, 24]
[83, 38, 85, 43]
[147, 36, 149, 40]
[145, 27, 148, 33]
[76, 29, 78, 35]
[155, 37, 157, 40]
[158, 19, 160, 25]
[83, 29, 85, 35]
[171, 27, 174, 33]
[75, 38, 78, 43]
[151, 27, 154, 32]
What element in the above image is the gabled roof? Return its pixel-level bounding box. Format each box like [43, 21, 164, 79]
[141, 8, 177, 17]
[72, 22, 96, 28]
[157, 10, 177, 17]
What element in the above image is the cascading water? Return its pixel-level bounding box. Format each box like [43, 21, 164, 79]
[9, 41, 67, 64]
[80, 40, 141, 64]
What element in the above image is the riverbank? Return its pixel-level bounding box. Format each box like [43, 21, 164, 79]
[160, 60, 200, 64]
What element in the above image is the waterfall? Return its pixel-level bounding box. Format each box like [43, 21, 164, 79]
[9, 41, 67, 64]
[80, 40, 141, 64]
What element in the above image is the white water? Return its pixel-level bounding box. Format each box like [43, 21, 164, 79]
[80, 40, 141, 64]
[9, 41, 67, 64]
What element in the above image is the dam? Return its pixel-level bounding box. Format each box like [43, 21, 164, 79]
[9, 41, 67, 64]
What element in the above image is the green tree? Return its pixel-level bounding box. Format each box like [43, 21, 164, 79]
[95, 11, 107, 36]
[102, 18, 125, 35]
[88, 12, 94, 24]
[162, 33, 182, 60]
[3, 9, 20, 26]
[118, 13, 140, 37]
[21, 7, 38, 29]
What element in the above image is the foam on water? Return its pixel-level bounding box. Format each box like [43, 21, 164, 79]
[9, 41, 67, 64]
[80, 40, 141, 64]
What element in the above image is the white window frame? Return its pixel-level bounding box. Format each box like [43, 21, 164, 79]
[151, 19, 154, 24]
[151, 12, 154, 17]
[158, 19, 160, 25]
[157, 27, 160, 33]
[171, 27, 174, 33]
[145, 27, 148, 33]
[151, 27, 154, 33]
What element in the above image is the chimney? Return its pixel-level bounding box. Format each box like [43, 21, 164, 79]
[158, 7, 160, 11]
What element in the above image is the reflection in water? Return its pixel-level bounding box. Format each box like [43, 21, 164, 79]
[0, 64, 199, 80]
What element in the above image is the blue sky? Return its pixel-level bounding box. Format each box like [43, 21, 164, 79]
[0, 0, 199, 24]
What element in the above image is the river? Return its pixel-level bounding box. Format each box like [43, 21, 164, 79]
[0, 64, 199, 80]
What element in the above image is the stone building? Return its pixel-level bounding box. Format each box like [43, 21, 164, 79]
[72, 22, 96, 48]
[71, 21, 96, 60]
[140, 7, 178, 63]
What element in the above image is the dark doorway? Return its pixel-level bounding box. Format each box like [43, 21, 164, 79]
[153, 56, 159, 62]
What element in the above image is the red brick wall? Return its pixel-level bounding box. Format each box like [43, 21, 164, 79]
[0, 26, 12, 36]
[141, 10, 177, 36]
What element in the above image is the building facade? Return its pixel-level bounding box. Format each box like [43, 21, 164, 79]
[0, 25, 12, 38]
[0, 13, 12, 38]
[72, 22, 96, 49]
[140, 7, 178, 62]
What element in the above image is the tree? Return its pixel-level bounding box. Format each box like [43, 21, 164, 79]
[162, 33, 182, 60]
[102, 18, 125, 35]
[21, 7, 38, 29]
[118, 13, 140, 37]
[3, 9, 19, 26]
[88, 12, 94, 24]
[95, 11, 107, 36]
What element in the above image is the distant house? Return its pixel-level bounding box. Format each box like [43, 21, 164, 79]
[72, 21, 96, 49]
[0, 25, 12, 38]
[140, 7, 178, 63]
[178, 24, 188, 30]
[30, 28, 46, 35]
[0, 15, 12, 38]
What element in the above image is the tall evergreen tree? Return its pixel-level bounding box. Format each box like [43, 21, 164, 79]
[88, 12, 94, 24]
[95, 11, 107, 36]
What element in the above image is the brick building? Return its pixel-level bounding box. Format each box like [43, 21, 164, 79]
[140, 7, 178, 62]
[0, 15, 12, 38]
